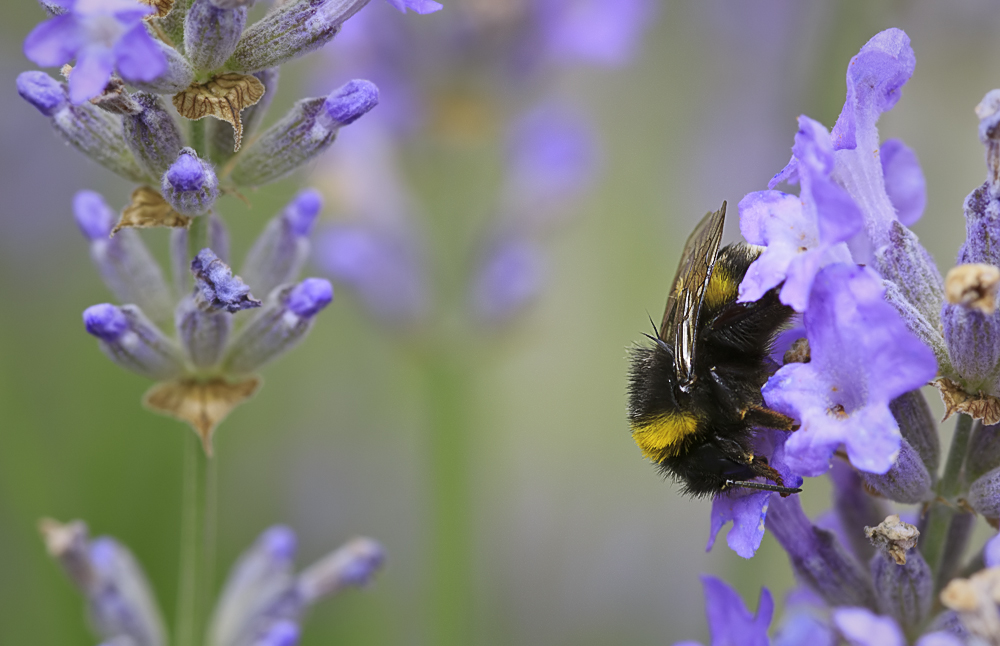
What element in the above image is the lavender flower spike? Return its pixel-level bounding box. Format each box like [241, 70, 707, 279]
[230, 80, 378, 187]
[122, 93, 185, 179]
[162, 148, 219, 216]
[240, 189, 323, 298]
[184, 0, 248, 72]
[39, 519, 166, 646]
[23, 0, 166, 104]
[191, 248, 261, 313]
[763, 264, 937, 476]
[226, 0, 372, 73]
[17, 71, 147, 182]
[223, 278, 333, 374]
[83, 304, 186, 380]
[209, 526, 297, 646]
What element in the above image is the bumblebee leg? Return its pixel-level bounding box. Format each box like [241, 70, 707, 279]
[744, 404, 798, 431]
[723, 479, 802, 496]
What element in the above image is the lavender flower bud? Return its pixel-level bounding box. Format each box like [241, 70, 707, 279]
[867, 518, 932, 628]
[883, 280, 949, 369]
[831, 460, 889, 563]
[171, 214, 230, 294]
[253, 621, 300, 646]
[126, 40, 195, 95]
[977, 89, 1000, 196]
[890, 390, 940, 475]
[123, 93, 184, 179]
[767, 494, 877, 609]
[74, 190, 173, 324]
[859, 438, 932, 504]
[83, 304, 186, 380]
[295, 537, 385, 602]
[874, 221, 944, 331]
[175, 295, 231, 368]
[226, 0, 371, 73]
[968, 465, 1000, 519]
[240, 189, 322, 297]
[18, 72, 147, 182]
[223, 279, 333, 374]
[161, 148, 219, 216]
[967, 421, 1000, 483]
[39, 520, 167, 646]
[210, 67, 279, 160]
[184, 0, 247, 72]
[230, 80, 378, 187]
[191, 248, 260, 313]
[209, 526, 297, 646]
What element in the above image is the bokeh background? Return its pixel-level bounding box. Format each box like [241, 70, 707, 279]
[3, 0, 1000, 644]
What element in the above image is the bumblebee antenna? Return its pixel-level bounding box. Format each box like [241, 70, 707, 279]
[725, 480, 801, 496]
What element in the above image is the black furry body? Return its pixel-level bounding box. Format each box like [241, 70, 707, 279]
[627, 207, 798, 497]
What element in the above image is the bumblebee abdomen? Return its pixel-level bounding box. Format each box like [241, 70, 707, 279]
[630, 411, 701, 461]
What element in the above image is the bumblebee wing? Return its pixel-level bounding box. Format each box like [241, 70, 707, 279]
[658, 202, 727, 384]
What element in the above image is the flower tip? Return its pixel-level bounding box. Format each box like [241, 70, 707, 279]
[324, 80, 379, 127]
[165, 148, 210, 192]
[286, 278, 333, 318]
[17, 70, 66, 116]
[976, 89, 1000, 144]
[284, 189, 323, 236]
[260, 525, 298, 561]
[73, 190, 115, 240]
[255, 620, 301, 646]
[83, 303, 128, 342]
[337, 537, 385, 587]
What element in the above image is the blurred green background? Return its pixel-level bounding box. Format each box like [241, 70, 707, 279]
[3, 1, 1000, 644]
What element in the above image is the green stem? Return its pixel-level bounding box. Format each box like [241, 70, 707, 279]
[424, 351, 475, 646]
[201, 453, 218, 644]
[174, 432, 205, 646]
[921, 414, 974, 578]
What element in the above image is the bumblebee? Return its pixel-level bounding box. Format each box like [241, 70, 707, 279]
[626, 203, 801, 497]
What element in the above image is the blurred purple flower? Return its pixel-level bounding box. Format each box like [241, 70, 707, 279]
[763, 264, 937, 476]
[470, 237, 546, 324]
[313, 224, 426, 324]
[23, 0, 167, 104]
[674, 576, 773, 646]
[536, 0, 657, 67]
[384, 0, 442, 14]
[501, 104, 600, 223]
[707, 429, 801, 559]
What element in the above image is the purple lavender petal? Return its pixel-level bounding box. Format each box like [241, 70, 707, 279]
[324, 79, 380, 126]
[70, 46, 116, 105]
[832, 608, 904, 646]
[985, 532, 1000, 568]
[23, 13, 81, 67]
[162, 148, 219, 216]
[74, 189, 115, 240]
[253, 620, 301, 646]
[113, 22, 167, 83]
[763, 264, 937, 476]
[914, 634, 965, 646]
[700, 576, 772, 646]
[880, 139, 926, 226]
[84, 303, 129, 342]
[831, 29, 915, 152]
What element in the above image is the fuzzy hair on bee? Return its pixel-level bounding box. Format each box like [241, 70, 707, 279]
[627, 202, 801, 497]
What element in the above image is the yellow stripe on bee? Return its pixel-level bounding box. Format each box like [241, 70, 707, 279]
[631, 412, 700, 460]
[703, 265, 738, 309]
